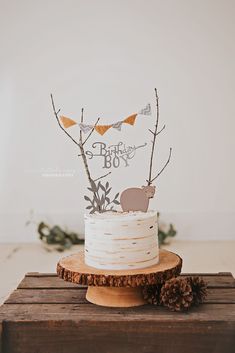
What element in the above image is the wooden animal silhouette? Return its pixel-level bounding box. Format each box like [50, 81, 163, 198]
[120, 185, 156, 212]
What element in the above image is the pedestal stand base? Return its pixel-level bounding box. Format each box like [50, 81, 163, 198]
[86, 286, 146, 307]
[57, 250, 182, 307]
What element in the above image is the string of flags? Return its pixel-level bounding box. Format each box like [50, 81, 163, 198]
[59, 103, 151, 136]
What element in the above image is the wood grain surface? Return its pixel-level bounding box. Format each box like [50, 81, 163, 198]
[0, 272, 235, 353]
[57, 249, 183, 286]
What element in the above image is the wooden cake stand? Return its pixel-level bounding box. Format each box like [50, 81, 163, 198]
[57, 249, 182, 307]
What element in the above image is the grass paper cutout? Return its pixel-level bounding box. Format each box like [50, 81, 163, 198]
[85, 180, 120, 213]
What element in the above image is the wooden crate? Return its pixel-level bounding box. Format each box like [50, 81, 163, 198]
[0, 272, 235, 353]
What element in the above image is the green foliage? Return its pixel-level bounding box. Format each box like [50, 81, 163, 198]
[157, 212, 177, 246]
[37, 222, 84, 252]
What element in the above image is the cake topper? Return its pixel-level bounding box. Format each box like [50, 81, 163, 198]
[120, 186, 156, 212]
[50, 90, 171, 214]
[120, 88, 172, 212]
[84, 180, 119, 214]
[84, 141, 147, 169]
[50, 96, 151, 213]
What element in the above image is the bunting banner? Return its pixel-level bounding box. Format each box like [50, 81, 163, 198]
[59, 104, 151, 136]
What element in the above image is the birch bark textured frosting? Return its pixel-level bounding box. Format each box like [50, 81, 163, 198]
[85, 211, 159, 270]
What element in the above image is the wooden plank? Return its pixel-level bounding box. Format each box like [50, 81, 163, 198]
[0, 303, 235, 322]
[24, 271, 234, 277]
[25, 272, 58, 277]
[4, 287, 235, 304]
[181, 273, 235, 288]
[18, 273, 235, 289]
[181, 272, 233, 276]
[18, 276, 85, 289]
[1, 273, 235, 353]
[5, 289, 88, 304]
[205, 288, 235, 303]
[2, 314, 235, 353]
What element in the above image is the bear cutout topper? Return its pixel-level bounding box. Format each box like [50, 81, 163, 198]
[120, 185, 156, 212]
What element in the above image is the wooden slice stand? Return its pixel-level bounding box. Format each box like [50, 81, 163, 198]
[57, 249, 182, 307]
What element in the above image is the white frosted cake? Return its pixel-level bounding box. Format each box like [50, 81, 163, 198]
[84, 210, 159, 270]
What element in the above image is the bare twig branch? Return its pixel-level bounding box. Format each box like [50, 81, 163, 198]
[78, 108, 93, 184]
[149, 148, 172, 183]
[157, 124, 166, 135]
[148, 129, 155, 135]
[50, 94, 93, 184]
[147, 88, 160, 185]
[77, 108, 111, 211]
[82, 117, 100, 146]
[149, 124, 165, 136]
[51, 94, 112, 213]
[79, 142, 93, 184]
[79, 108, 84, 144]
[94, 171, 111, 182]
[50, 94, 80, 148]
[135, 142, 147, 150]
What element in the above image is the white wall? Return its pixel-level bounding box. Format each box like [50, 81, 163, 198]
[1, 0, 235, 242]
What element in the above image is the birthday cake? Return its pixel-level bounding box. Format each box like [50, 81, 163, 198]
[84, 210, 159, 270]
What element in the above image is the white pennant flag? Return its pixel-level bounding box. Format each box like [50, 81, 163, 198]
[112, 121, 123, 131]
[138, 103, 151, 116]
[79, 123, 93, 134]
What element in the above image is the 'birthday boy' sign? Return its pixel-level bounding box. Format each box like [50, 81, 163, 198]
[85, 141, 147, 169]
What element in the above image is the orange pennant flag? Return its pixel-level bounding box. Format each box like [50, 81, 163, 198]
[123, 114, 137, 126]
[95, 125, 112, 136]
[60, 116, 77, 128]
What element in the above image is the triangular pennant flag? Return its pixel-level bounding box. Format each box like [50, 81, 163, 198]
[95, 125, 112, 135]
[123, 114, 137, 126]
[138, 103, 151, 116]
[112, 121, 123, 131]
[79, 123, 93, 134]
[60, 116, 77, 128]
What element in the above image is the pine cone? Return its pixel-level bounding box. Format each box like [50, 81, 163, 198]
[142, 284, 162, 305]
[188, 276, 207, 305]
[160, 277, 193, 311]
